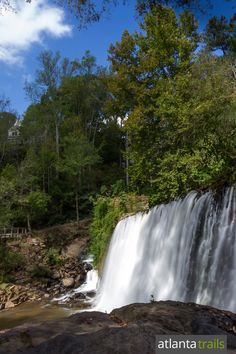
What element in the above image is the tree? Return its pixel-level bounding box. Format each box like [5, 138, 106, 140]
[135, 0, 212, 16]
[0, 164, 18, 227]
[0, 96, 19, 168]
[0, 95, 10, 111]
[0, 111, 16, 166]
[0, 0, 227, 26]
[205, 14, 236, 55]
[21, 49, 124, 225]
[25, 51, 80, 159]
[107, 5, 236, 203]
[59, 55, 108, 144]
[59, 135, 101, 223]
[20, 190, 50, 232]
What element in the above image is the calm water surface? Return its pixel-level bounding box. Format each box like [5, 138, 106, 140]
[0, 301, 81, 330]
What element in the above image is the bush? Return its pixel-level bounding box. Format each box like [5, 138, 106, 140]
[0, 243, 25, 283]
[90, 193, 149, 269]
[46, 247, 62, 266]
[30, 265, 52, 280]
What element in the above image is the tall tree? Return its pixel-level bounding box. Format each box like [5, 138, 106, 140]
[25, 51, 79, 159]
[205, 14, 236, 55]
[0, 97, 17, 167]
[108, 5, 236, 202]
[59, 135, 101, 223]
[59, 58, 108, 144]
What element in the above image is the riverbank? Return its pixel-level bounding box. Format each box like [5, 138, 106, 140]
[0, 301, 235, 354]
[0, 220, 91, 311]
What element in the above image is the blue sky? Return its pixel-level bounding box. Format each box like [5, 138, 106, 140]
[0, 0, 235, 116]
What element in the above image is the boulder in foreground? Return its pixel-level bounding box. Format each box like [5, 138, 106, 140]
[0, 301, 235, 354]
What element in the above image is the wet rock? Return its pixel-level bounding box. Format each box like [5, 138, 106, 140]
[74, 275, 81, 286]
[84, 263, 92, 272]
[0, 301, 235, 354]
[5, 300, 15, 309]
[86, 291, 96, 298]
[62, 277, 75, 288]
[73, 292, 86, 300]
[52, 284, 60, 290]
[0, 221, 90, 310]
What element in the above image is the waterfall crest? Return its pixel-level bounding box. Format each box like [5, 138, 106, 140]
[94, 188, 236, 313]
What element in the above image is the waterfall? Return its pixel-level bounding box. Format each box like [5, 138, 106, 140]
[53, 256, 98, 305]
[94, 187, 236, 313]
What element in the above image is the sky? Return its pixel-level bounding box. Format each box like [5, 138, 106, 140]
[0, 0, 235, 116]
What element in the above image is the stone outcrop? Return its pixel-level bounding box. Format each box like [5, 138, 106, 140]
[62, 277, 75, 288]
[0, 284, 41, 310]
[0, 301, 235, 354]
[0, 221, 90, 310]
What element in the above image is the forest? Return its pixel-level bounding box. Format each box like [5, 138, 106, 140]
[1, 3, 236, 233]
[0, 3, 236, 351]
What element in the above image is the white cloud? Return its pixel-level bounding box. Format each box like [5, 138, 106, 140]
[0, 0, 72, 65]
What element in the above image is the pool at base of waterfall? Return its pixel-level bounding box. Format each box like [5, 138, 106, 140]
[0, 256, 99, 331]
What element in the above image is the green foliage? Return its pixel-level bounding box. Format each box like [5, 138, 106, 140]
[90, 193, 149, 268]
[2, 4, 236, 237]
[0, 111, 16, 141]
[108, 5, 236, 204]
[205, 14, 236, 54]
[90, 196, 127, 268]
[0, 165, 18, 227]
[111, 179, 126, 196]
[148, 147, 226, 204]
[22, 190, 51, 225]
[59, 135, 101, 176]
[46, 247, 62, 266]
[30, 265, 52, 281]
[0, 49, 124, 228]
[0, 243, 25, 283]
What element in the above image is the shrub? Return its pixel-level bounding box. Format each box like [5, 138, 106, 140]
[30, 265, 52, 280]
[0, 243, 25, 283]
[46, 247, 62, 266]
[90, 194, 149, 269]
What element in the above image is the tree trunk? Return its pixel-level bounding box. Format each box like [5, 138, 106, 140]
[55, 122, 60, 159]
[92, 119, 99, 146]
[75, 191, 79, 226]
[42, 172, 45, 192]
[47, 167, 50, 193]
[27, 213, 31, 233]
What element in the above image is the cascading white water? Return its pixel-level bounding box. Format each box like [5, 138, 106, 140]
[94, 187, 236, 313]
[53, 256, 98, 305]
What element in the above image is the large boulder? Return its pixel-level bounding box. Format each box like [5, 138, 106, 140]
[62, 277, 75, 288]
[0, 301, 235, 354]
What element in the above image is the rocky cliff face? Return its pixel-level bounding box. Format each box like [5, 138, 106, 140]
[0, 301, 235, 354]
[0, 220, 90, 310]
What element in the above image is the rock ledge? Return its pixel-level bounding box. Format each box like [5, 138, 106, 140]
[0, 301, 235, 354]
